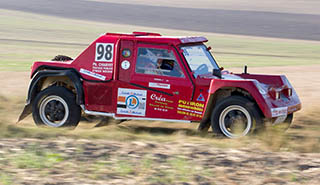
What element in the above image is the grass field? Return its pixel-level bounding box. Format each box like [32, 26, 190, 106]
[1, 9, 320, 71]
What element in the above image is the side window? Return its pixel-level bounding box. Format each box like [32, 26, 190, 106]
[135, 47, 185, 78]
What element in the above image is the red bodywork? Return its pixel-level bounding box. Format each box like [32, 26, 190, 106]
[30, 32, 301, 122]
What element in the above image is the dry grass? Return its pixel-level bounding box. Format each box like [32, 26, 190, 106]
[0, 94, 319, 153]
[0, 78, 319, 184]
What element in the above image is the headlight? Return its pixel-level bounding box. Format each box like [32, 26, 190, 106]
[288, 88, 292, 96]
[275, 91, 280, 99]
[268, 87, 281, 100]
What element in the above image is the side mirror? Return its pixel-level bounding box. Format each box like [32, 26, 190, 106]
[207, 46, 212, 51]
[213, 69, 222, 78]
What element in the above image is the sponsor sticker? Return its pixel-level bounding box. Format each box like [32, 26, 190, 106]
[121, 60, 130, 70]
[92, 62, 113, 74]
[148, 82, 170, 89]
[196, 93, 205, 102]
[149, 93, 174, 112]
[80, 68, 106, 80]
[122, 49, 131, 58]
[177, 100, 204, 118]
[117, 88, 147, 116]
[271, 107, 288, 117]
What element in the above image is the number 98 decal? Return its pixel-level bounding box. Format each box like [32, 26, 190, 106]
[95, 43, 114, 62]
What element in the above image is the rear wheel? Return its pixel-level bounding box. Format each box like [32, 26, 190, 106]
[211, 96, 263, 138]
[32, 86, 81, 128]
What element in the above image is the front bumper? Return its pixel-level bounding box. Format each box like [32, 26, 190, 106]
[270, 103, 301, 118]
[269, 103, 301, 124]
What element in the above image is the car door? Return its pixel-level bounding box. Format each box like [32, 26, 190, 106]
[129, 43, 195, 120]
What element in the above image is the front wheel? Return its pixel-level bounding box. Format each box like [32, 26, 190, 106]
[211, 96, 263, 138]
[32, 86, 81, 128]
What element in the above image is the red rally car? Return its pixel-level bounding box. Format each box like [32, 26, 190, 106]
[18, 32, 301, 138]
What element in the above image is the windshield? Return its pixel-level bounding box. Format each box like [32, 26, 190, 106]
[181, 45, 219, 78]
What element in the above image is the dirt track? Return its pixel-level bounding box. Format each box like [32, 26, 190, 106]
[0, 138, 320, 185]
[1, 66, 320, 184]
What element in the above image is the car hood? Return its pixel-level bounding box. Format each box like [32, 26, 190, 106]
[222, 74, 244, 80]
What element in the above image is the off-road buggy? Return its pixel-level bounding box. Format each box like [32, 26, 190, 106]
[19, 32, 301, 138]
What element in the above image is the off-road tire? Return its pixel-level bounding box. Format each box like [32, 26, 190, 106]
[32, 86, 81, 128]
[211, 96, 263, 138]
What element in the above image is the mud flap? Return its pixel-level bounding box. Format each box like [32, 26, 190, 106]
[17, 104, 32, 123]
[198, 119, 211, 132]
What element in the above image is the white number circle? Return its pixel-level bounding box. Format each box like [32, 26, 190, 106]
[121, 60, 130, 70]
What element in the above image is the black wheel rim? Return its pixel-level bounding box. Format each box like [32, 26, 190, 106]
[39, 95, 69, 127]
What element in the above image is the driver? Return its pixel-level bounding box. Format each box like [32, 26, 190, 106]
[157, 59, 184, 77]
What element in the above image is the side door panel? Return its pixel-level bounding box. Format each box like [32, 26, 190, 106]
[81, 36, 117, 112]
[130, 43, 195, 120]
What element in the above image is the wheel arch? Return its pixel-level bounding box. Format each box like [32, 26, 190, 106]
[200, 86, 263, 129]
[18, 69, 84, 122]
[27, 69, 84, 105]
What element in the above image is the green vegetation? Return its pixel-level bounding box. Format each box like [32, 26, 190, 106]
[0, 9, 320, 71]
[114, 160, 135, 176]
[13, 150, 64, 169]
[168, 156, 194, 182]
[0, 173, 12, 185]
